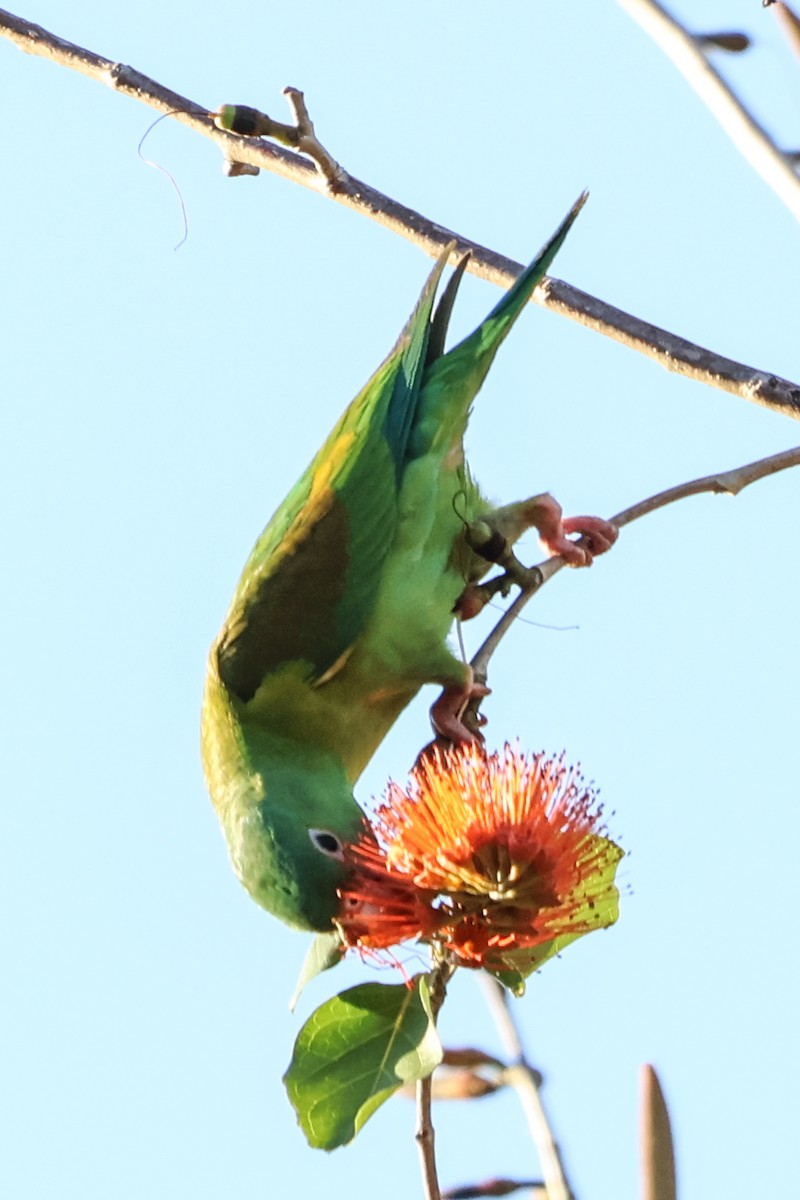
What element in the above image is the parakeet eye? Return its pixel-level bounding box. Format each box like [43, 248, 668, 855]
[309, 828, 345, 860]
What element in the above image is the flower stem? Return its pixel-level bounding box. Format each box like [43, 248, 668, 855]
[481, 976, 575, 1200]
[416, 1072, 442, 1200]
[416, 958, 456, 1200]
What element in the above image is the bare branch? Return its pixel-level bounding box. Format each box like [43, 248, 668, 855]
[470, 444, 800, 682]
[416, 1073, 442, 1200]
[481, 976, 574, 1200]
[617, 0, 800, 221]
[1, 8, 799, 422]
[415, 958, 454, 1200]
[282, 87, 348, 187]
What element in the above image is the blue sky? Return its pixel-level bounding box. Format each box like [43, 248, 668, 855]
[2, 3, 799, 1199]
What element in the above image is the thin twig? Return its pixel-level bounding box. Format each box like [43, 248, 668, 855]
[282, 87, 348, 186]
[481, 976, 574, 1200]
[470, 444, 800, 682]
[417, 1073, 442, 1200]
[1, 8, 799, 422]
[617, 0, 800, 221]
[416, 958, 455, 1200]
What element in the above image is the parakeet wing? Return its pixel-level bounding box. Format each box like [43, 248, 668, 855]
[216, 250, 453, 703]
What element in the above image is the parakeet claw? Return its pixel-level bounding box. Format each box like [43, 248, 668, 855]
[527, 494, 617, 567]
[482, 494, 618, 572]
[561, 515, 618, 563]
[430, 674, 491, 745]
[453, 583, 491, 620]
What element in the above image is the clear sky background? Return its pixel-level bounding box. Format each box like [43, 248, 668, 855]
[2, 2, 798, 1198]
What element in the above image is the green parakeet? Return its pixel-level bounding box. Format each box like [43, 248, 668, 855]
[201, 195, 616, 932]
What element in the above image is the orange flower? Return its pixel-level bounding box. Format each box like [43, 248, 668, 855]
[338, 743, 622, 978]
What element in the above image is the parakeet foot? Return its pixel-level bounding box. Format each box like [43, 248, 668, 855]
[430, 673, 490, 745]
[477, 493, 617, 571]
[525, 494, 617, 567]
[561, 514, 618, 562]
[453, 583, 491, 621]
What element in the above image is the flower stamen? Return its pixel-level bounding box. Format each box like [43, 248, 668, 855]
[338, 742, 622, 977]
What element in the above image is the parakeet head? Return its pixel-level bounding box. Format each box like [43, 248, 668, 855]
[228, 765, 365, 932]
[202, 674, 366, 931]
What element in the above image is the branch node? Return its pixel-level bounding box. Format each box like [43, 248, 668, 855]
[283, 85, 349, 190]
[210, 92, 349, 190]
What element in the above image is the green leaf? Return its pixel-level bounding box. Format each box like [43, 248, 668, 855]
[289, 931, 344, 1011]
[284, 975, 443, 1149]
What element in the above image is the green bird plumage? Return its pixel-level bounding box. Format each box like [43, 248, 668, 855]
[202, 195, 613, 932]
